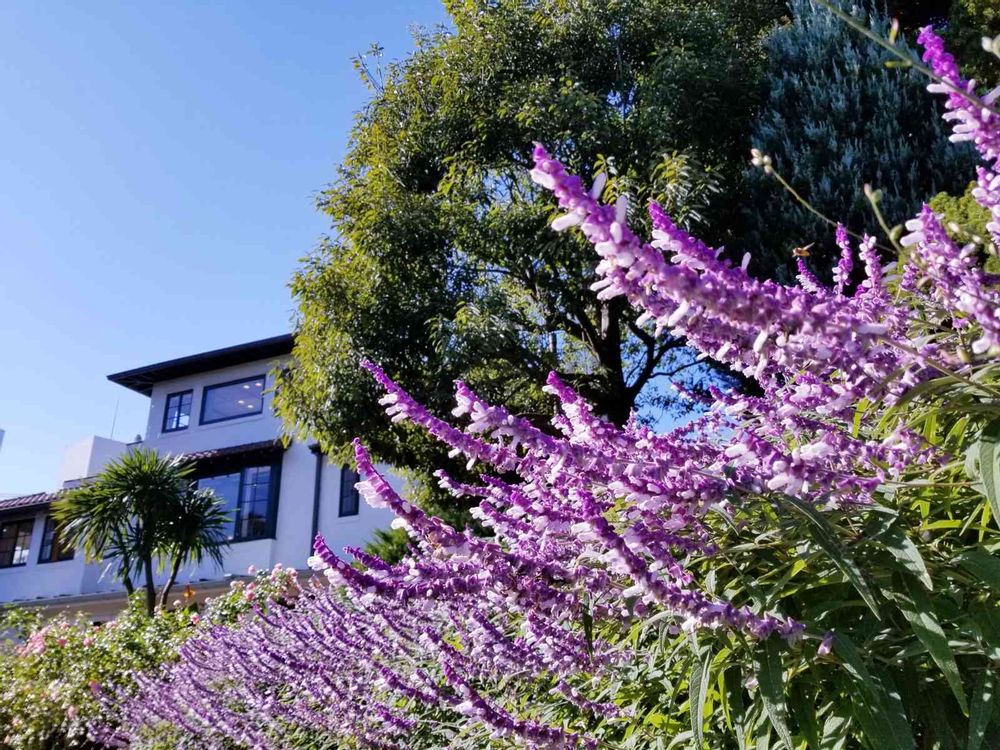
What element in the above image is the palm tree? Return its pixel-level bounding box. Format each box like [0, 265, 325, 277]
[53, 449, 229, 615]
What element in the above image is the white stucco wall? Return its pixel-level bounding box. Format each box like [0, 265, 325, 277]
[0, 351, 397, 611]
[57, 435, 129, 486]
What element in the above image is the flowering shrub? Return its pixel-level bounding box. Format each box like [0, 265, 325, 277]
[104, 27, 1000, 750]
[0, 566, 299, 749]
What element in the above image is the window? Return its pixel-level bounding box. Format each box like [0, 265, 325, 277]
[197, 463, 278, 541]
[163, 390, 193, 432]
[0, 519, 34, 567]
[39, 515, 74, 563]
[200, 375, 265, 424]
[339, 465, 360, 517]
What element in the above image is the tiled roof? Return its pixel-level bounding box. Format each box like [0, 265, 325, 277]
[0, 491, 63, 514]
[0, 440, 286, 514]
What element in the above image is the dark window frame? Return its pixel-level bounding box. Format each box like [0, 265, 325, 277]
[162, 389, 194, 433]
[196, 459, 282, 543]
[199, 374, 266, 425]
[38, 515, 75, 564]
[338, 465, 360, 517]
[0, 518, 35, 568]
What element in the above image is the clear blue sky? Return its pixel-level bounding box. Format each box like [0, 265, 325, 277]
[0, 1, 445, 494]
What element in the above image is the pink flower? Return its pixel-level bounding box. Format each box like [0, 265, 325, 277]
[190, 613, 201, 625]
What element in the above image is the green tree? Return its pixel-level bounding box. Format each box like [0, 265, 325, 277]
[944, 0, 1000, 85]
[53, 449, 229, 615]
[742, 0, 977, 278]
[277, 0, 784, 532]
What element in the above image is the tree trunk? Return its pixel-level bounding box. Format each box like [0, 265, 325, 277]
[122, 574, 135, 596]
[159, 556, 182, 610]
[143, 556, 156, 616]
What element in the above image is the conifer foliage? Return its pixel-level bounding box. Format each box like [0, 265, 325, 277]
[743, 0, 976, 277]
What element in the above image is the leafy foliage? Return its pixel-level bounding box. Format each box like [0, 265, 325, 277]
[104, 19, 1000, 750]
[0, 567, 299, 750]
[742, 0, 977, 278]
[944, 0, 1000, 85]
[275, 0, 785, 534]
[53, 449, 230, 615]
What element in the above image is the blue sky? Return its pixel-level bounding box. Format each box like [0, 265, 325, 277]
[0, 1, 445, 494]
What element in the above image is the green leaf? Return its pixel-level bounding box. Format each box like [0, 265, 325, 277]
[879, 522, 933, 590]
[955, 548, 1000, 594]
[753, 638, 795, 750]
[830, 634, 916, 750]
[782, 496, 881, 618]
[979, 419, 1000, 530]
[723, 666, 748, 750]
[889, 573, 968, 714]
[689, 644, 712, 748]
[581, 600, 594, 657]
[788, 683, 820, 749]
[966, 671, 995, 750]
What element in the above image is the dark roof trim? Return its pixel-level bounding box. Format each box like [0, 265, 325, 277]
[107, 334, 294, 396]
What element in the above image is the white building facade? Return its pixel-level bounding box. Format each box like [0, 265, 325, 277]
[0, 335, 394, 620]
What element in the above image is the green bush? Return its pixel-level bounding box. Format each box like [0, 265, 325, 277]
[0, 566, 300, 749]
[743, 0, 976, 278]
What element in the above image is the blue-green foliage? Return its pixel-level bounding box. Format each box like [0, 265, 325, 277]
[744, 0, 976, 278]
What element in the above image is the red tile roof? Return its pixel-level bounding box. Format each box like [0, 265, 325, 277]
[0, 491, 63, 514]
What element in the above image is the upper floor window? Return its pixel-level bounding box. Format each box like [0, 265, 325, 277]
[197, 463, 279, 541]
[39, 515, 74, 563]
[339, 465, 360, 517]
[200, 375, 265, 425]
[163, 390, 193, 432]
[0, 519, 34, 567]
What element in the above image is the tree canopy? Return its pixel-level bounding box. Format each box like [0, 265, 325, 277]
[277, 0, 785, 521]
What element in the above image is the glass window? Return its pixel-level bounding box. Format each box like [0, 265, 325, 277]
[163, 390, 193, 432]
[197, 471, 242, 540]
[197, 464, 276, 541]
[200, 376, 265, 424]
[39, 516, 74, 563]
[339, 465, 360, 517]
[238, 466, 272, 540]
[0, 519, 34, 567]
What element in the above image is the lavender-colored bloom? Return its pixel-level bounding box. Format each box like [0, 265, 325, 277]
[104, 29, 1000, 750]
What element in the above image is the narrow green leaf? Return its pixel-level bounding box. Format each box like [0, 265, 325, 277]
[581, 600, 594, 656]
[880, 522, 933, 590]
[689, 645, 712, 748]
[889, 573, 968, 714]
[788, 683, 820, 749]
[979, 419, 1000, 531]
[818, 710, 850, 750]
[753, 638, 795, 750]
[723, 666, 748, 750]
[955, 548, 1000, 594]
[782, 496, 881, 618]
[830, 634, 916, 750]
[966, 671, 995, 750]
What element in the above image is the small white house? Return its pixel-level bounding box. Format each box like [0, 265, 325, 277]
[0, 335, 395, 621]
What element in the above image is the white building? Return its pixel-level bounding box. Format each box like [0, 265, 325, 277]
[0, 335, 394, 621]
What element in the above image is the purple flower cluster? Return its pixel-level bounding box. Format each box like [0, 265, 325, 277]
[107, 29, 1000, 750]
